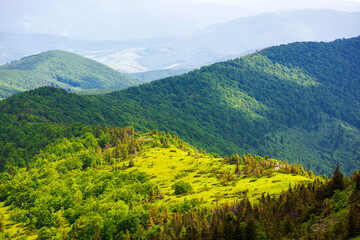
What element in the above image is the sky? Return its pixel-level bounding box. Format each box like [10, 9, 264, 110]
[1, 0, 360, 40]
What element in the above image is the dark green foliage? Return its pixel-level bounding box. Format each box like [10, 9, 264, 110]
[0, 119, 94, 172]
[331, 165, 345, 192]
[1, 37, 360, 176]
[355, 171, 360, 191]
[0, 50, 139, 99]
[348, 171, 360, 238]
[316, 165, 346, 200]
[172, 181, 193, 195]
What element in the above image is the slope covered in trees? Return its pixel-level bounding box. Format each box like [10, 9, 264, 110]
[0, 50, 139, 99]
[1, 37, 360, 176]
[2, 120, 359, 239]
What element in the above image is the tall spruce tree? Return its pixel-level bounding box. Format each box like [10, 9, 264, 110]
[331, 165, 345, 192]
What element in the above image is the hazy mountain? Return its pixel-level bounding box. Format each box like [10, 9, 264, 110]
[0, 0, 251, 41]
[2, 0, 360, 41]
[0, 50, 139, 99]
[1, 10, 360, 80]
[127, 69, 189, 83]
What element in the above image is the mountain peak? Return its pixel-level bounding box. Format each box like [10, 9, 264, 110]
[0, 50, 140, 99]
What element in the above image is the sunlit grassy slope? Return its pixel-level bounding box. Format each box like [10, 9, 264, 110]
[0, 126, 315, 239]
[124, 145, 313, 205]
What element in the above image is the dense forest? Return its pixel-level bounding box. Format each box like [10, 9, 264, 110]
[1, 37, 360, 176]
[0, 50, 139, 99]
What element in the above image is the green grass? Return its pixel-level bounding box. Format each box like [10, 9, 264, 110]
[124, 146, 313, 206]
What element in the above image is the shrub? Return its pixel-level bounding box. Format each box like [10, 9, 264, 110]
[172, 181, 193, 195]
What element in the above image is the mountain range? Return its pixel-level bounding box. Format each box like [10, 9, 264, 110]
[1, 29, 360, 239]
[1, 36, 359, 177]
[1, 9, 360, 81]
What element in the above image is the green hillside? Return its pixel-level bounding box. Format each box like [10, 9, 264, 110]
[0, 50, 140, 99]
[1, 37, 359, 176]
[0, 122, 359, 239]
[0, 36, 360, 238]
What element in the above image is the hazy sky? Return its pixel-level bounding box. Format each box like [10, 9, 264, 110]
[1, 0, 360, 40]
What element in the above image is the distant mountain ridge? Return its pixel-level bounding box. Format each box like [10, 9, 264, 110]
[0, 50, 139, 99]
[1, 9, 360, 82]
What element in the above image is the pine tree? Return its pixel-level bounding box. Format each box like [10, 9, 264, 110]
[95, 124, 103, 138]
[8, 164, 13, 176]
[348, 173, 360, 238]
[331, 165, 344, 191]
[235, 158, 240, 175]
[26, 163, 31, 172]
[245, 218, 257, 240]
[223, 212, 237, 240]
[105, 150, 112, 164]
[354, 171, 360, 191]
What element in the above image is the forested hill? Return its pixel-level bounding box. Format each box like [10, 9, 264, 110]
[0, 50, 139, 99]
[1, 121, 359, 239]
[1, 37, 360, 176]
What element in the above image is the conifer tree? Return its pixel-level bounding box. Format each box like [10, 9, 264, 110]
[235, 158, 240, 175]
[331, 165, 344, 191]
[245, 218, 257, 240]
[348, 171, 360, 238]
[354, 171, 360, 191]
[26, 163, 31, 172]
[95, 124, 103, 138]
[8, 164, 13, 176]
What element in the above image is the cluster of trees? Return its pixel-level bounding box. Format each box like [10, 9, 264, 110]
[224, 153, 315, 179]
